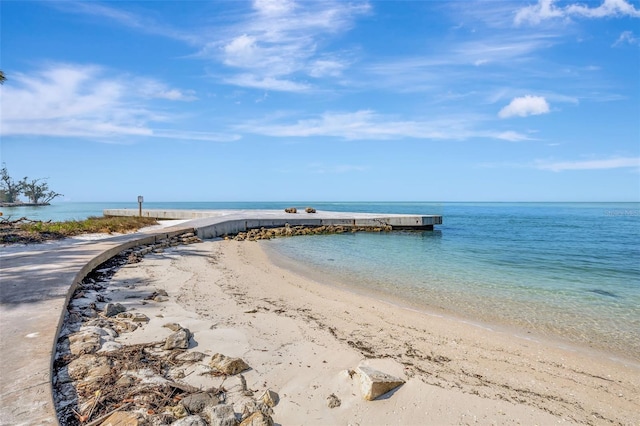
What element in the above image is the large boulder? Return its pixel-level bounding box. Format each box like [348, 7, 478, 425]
[357, 366, 405, 401]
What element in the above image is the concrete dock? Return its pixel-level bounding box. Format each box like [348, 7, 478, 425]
[0, 209, 441, 424]
[103, 209, 443, 236]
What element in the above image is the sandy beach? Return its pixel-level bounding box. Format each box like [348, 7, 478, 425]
[57, 238, 640, 425]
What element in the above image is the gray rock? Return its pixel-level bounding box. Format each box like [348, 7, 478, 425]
[204, 404, 238, 426]
[175, 351, 206, 362]
[210, 353, 250, 375]
[357, 366, 405, 401]
[164, 328, 191, 350]
[172, 415, 207, 426]
[103, 302, 126, 317]
[181, 392, 218, 413]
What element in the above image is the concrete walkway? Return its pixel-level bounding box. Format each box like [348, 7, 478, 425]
[0, 226, 193, 425]
[0, 210, 441, 424]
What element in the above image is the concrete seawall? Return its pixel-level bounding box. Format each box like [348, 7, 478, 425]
[104, 209, 443, 237]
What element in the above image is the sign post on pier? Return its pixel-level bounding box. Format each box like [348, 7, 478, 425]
[138, 195, 144, 217]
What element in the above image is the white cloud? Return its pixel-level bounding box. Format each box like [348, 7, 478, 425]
[308, 59, 346, 78]
[515, 0, 640, 25]
[566, 0, 640, 18]
[224, 74, 310, 92]
[536, 156, 640, 171]
[0, 64, 234, 142]
[52, 1, 196, 43]
[499, 95, 550, 118]
[613, 30, 640, 46]
[208, 0, 369, 91]
[136, 79, 198, 101]
[238, 110, 531, 142]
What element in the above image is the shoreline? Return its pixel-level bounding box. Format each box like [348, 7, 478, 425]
[54, 239, 640, 424]
[263, 240, 640, 367]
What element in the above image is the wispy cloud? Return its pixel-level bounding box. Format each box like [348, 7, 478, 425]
[499, 95, 550, 118]
[536, 156, 640, 171]
[515, 0, 640, 25]
[237, 110, 531, 142]
[613, 30, 640, 46]
[0, 64, 237, 142]
[199, 0, 370, 92]
[51, 1, 197, 43]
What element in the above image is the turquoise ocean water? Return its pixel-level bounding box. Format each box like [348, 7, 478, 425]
[3, 201, 639, 359]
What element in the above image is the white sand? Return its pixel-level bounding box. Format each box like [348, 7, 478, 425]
[103, 239, 640, 425]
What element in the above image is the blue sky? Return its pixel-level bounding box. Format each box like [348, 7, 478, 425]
[1, 0, 639, 202]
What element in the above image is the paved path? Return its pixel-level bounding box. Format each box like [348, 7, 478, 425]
[0, 227, 192, 425]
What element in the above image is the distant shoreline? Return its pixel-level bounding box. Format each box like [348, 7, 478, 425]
[0, 202, 50, 208]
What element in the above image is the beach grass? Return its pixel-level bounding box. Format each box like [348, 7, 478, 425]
[1, 216, 159, 244]
[20, 216, 159, 236]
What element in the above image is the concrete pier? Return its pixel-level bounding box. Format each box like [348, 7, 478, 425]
[103, 209, 443, 237]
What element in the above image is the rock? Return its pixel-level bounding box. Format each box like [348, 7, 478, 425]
[305, 207, 316, 213]
[68, 331, 101, 355]
[284, 207, 297, 213]
[181, 392, 218, 413]
[154, 295, 169, 302]
[357, 366, 405, 401]
[163, 322, 183, 332]
[116, 312, 150, 322]
[210, 353, 250, 375]
[175, 351, 206, 362]
[164, 328, 191, 350]
[156, 289, 169, 296]
[239, 411, 273, 426]
[113, 321, 139, 333]
[99, 341, 123, 352]
[103, 302, 126, 317]
[327, 393, 341, 408]
[67, 354, 111, 382]
[170, 404, 189, 419]
[172, 415, 207, 426]
[203, 404, 238, 426]
[100, 411, 139, 425]
[260, 389, 279, 407]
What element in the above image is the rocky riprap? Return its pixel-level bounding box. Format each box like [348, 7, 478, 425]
[51, 231, 284, 426]
[230, 224, 392, 242]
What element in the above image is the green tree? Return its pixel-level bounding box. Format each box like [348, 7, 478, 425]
[20, 177, 63, 204]
[0, 70, 5, 84]
[0, 164, 23, 203]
